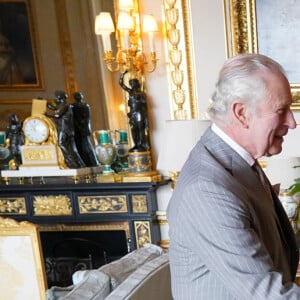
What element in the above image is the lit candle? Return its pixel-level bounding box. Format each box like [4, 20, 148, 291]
[123, 29, 130, 49]
[143, 15, 158, 52]
[102, 33, 112, 51]
[117, 12, 133, 49]
[148, 31, 155, 52]
[95, 12, 115, 51]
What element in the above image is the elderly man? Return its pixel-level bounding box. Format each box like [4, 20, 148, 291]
[167, 53, 300, 299]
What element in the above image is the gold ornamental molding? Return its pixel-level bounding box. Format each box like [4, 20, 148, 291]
[157, 239, 170, 250]
[156, 211, 169, 225]
[0, 197, 27, 215]
[55, 0, 78, 96]
[134, 221, 152, 249]
[163, 0, 197, 120]
[132, 194, 147, 213]
[39, 221, 131, 241]
[157, 219, 169, 225]
[181, 0, 197, 118]
[223, 0, 300, 109]
[22, 148, 56, 161]
[224, 0, 257, 56]
[33, 194, 72, 216]
[0, 216, 33, 228]
[78, 195, 127, 214]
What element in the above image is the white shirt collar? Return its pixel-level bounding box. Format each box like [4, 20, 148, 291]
[211, 123, 255, 166]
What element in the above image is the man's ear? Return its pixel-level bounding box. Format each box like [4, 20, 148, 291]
[232, 101, 249, 127]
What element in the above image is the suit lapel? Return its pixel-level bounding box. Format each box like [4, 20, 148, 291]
[261, 173, 298, 279]
[271, 188, 299, 279]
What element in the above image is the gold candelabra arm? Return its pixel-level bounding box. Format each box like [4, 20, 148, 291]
[103, 48, 157, 75]
[104, 50, 121, 73]
[145, 52, 158, 73]
[133, 51, 158, 74]
[113, 48, 158, 75]
[103, 48, 158, 75]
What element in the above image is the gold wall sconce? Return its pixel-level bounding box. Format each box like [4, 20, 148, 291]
[94, 0, 161, 182]
[95, 0, 158, 78]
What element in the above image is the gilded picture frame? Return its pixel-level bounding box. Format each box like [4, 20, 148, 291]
[224, 0, 300, 110]
[0, 0, 77, 105]
[0, 0, 43, 90]
[0, 217, 47, 299]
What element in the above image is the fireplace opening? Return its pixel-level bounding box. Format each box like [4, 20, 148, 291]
[40, 223, 130, 287]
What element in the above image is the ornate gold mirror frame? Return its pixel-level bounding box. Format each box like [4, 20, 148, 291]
[163, 0, 198, 120]
[224, 0, 300, 110]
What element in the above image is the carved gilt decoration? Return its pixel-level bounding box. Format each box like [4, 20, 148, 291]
[225, 0, 257, 56]
[22, 148, 56, 161]
[132, 195, 147, 213]
[0, 216, 27, 227]
[40, 221, 131, 240]
[0, 197, 27, 215]
[163, 0, 197, 119]
[128, 153, 152, 172]
[33, 194, 72, 216]
[134, 221, 151, 248]
[78, 195, 127, 213]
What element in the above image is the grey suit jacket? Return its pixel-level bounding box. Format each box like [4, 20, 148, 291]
[167, 127, 300, 299]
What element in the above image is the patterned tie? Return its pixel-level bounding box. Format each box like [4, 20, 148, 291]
[252, 160, 273, 201]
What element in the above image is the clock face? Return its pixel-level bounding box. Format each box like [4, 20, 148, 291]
[23, 117, 49, 144]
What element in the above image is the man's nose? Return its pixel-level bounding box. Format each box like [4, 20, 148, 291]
[286, 109, 297, 129]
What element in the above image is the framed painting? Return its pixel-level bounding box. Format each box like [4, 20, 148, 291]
[0, 1, 107, 133]
[0, 0, 42, 90]
[224, 0, 300, 110]
[0, 217, 47, 299]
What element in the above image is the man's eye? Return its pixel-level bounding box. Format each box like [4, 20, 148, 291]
[277, 108, 286, 115]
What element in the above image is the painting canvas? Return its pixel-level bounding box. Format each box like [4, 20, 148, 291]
[0, 0, 42, 89]
[256, 0, 300, 84]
